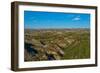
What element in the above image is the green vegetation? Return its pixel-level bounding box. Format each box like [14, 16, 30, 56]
[24, 29, 90, 61]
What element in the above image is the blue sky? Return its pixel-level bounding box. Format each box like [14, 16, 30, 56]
[24, 11, 90, 29]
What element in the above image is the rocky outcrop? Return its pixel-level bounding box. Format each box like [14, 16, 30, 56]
[24, 38, 65, 61]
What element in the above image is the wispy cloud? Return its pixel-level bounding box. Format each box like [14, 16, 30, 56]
[72, 16, 81, 21]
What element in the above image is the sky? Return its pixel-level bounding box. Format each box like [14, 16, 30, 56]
[24, 11, 90, 29]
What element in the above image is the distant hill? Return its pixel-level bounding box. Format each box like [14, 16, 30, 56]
[24, 28, 90, 32]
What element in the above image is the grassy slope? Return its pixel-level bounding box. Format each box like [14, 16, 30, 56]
[61, 32, 90, 59]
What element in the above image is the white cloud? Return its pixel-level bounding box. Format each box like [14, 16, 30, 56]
[72, 16, 80, 21]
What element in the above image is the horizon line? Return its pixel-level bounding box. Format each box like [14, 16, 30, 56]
[24, 27, 90, 30]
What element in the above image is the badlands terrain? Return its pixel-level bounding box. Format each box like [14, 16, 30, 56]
[24, 28, 90, 61]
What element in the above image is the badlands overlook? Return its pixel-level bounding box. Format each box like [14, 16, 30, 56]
[24, 28, 90, 61]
